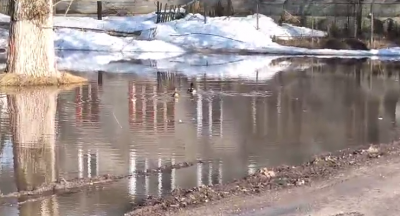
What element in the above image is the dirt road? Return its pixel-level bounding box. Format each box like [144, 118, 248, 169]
[166, 149, 400, 216]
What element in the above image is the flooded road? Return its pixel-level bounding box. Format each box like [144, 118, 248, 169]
[1, 55, 400, 215]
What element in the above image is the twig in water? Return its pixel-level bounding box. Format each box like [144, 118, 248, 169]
[112, 111, 122, 128]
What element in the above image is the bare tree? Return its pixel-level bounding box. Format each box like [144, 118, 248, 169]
[1, 0, 86, 86]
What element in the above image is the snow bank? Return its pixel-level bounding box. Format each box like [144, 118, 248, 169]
[0, 12, 400, 57]
[55, 28, 184, 52]
[140, 14, 326, 50]
[51, 13, 326, 52]
[0, 12, 327, 54]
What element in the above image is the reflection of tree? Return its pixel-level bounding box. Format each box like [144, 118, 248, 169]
[9, 89, 58, 191]
[0, 119, 9, 158]
[19, 195, 59, 216]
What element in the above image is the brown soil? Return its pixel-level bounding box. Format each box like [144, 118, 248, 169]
[323, 38, 369, 50]
[125, 141, 400, 216]
[0, 160, 203, 205]
[273, 37, 400, 50]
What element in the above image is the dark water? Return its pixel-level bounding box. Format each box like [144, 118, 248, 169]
[1, 56, 400, 216]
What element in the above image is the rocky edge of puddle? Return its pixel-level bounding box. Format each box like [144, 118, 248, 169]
[0, 160, 202, 206]
[126, 140, 400, 216]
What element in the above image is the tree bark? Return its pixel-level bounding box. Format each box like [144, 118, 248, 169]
[5, 0, 58, 77]
[9, 89, 58, 191]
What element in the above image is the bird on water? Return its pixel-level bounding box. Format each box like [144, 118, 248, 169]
[187, 82, 196, 95]
[172, 87, 179, 98]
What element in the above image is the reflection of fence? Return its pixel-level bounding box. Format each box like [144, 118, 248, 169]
[78, 149, 99, 178]
[75, 84, 100, 125]
[128, 81, 175, 131]
[128, 155, 224, 199]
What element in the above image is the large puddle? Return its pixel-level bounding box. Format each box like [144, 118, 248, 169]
[1, 55, 400, 215]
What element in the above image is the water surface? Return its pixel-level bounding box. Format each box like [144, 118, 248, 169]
[0, 56, 400, 216]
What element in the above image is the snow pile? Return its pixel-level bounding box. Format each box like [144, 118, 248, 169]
[55, 28, 184, 52]
[52, 13, 325, 41]
[1, 12, 400, 56]
[147, 14, 274, 50]
[0, 12, 327, 53]
[140, 14, 326, 50]
[54, 13, 325, 52]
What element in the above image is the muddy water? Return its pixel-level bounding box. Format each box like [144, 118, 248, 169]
[1, 57, 400, 215]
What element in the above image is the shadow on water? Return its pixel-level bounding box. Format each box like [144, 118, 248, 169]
[1, 57, 400, 215]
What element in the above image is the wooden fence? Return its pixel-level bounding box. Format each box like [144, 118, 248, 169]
[155, 0, 234, 24]
[156, 2, 185, 23]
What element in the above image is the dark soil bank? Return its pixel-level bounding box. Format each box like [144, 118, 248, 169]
[126, 141, 400, 216]
[272, 37, 382, 50]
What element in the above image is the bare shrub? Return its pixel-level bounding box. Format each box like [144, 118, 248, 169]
[279, 10, 300, 26]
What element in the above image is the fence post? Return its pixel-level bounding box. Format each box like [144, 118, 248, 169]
[354, 0, 362, 38]
[98, 71, 103, 86]
[169, 5, 173, 21]
[173, 6, 177, 20]
[203, 3, 207, 24]
[97, 1, 102, 20]
[227, 0, 232, 16]
[370, 12, 374, 47]
[156, 2, 161, 23]
[256, 0, 259, 30]
[163, 3, 168, 22]
[311, 18, 314, 47]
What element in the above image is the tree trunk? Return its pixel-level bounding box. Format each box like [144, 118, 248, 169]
[5, 0, 58, 77]
[10, 89, 58, 191]
[355, 0, 363, 38]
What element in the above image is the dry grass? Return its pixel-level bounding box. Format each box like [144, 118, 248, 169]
[367, 38, 400, 49]
[0, 72, 88, 87]
[273, 37, 399, 50]
[273, 37, 324, 49]
[0, 83, 83, 95]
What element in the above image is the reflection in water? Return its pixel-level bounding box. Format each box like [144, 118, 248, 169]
[0, 58, 400, 215]
[10, 90, 57, 188]
[8, 89, 60, 216]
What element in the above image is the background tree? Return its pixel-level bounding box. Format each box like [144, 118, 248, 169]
[0, 0, 86, 86]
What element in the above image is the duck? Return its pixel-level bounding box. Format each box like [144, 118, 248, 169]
[172, 88, 179, 98]
[187, 82, 197, 94]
